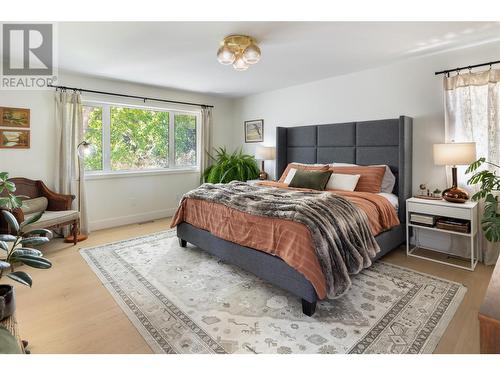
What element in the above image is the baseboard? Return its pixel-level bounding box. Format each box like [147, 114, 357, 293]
[89, 208, 178, 231]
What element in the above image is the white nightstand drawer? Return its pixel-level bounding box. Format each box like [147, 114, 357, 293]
[407, 201, 471, 220]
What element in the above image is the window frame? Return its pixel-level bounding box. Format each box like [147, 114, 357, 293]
[82, 99, 201, 179]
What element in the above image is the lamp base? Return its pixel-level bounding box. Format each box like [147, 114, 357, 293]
[258, 171, 268, 180]
[442, 186, 469, 203]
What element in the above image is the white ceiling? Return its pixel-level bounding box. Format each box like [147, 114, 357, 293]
[58, 22, 500, 97]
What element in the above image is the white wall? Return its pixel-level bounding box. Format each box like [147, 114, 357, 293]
[233, 41, 500, 195]
[0, 72, 235, 230]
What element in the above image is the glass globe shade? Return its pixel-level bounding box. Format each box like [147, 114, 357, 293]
[77, 141, 96, 159]
[217, 45, 236, 65]
[242, 43, 261, 64]
[232, 56, 249, 71]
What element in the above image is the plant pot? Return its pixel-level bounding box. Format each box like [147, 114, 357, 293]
[0, 285, 15, 321]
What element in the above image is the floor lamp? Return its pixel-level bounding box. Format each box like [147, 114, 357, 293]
[64, 140, 95, 243]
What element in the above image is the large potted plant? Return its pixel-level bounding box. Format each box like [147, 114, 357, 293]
[203, 147, 260, 183]
[466, 158, 500, 242]
[0, 173, 53, 320]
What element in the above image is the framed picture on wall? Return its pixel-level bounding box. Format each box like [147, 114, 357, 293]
[0, 129, 30, 149]
[0, 107, 30, 128]
[244, 119, 264, 143]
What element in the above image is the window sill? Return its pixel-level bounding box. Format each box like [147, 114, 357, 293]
[84, 168, 200, 180]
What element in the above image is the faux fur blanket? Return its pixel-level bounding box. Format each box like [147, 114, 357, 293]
[180, 181, 380, 298]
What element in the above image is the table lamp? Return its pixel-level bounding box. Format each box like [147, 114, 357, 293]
[255, 146, 276, 180]
[433, 142, 476, 203]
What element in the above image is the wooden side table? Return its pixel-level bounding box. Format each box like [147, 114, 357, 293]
[0, 313, 26, 353]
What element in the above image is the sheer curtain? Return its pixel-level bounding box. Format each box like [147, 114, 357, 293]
[444, 69, 500, 264]
[199, 106, 213, 183]
[54, 90, 89, 236]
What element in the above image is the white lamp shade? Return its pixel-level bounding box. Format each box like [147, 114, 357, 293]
[255, 146, 276, 160]
[433, 142, 477, 166]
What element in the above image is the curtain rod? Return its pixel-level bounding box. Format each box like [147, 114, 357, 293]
[47, 84, 214, 108]
[434, 59, 500, 76]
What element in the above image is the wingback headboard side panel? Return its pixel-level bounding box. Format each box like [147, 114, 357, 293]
[275, 116, 412, 223]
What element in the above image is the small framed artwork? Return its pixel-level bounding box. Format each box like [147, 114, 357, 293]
[0, 107, 30, 128]
[0, 129, 30, 149]
[244, 119, 264, 143]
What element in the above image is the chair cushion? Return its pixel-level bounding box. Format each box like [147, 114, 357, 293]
[22, 210, 79, 232]
[21, 197, 48, 215]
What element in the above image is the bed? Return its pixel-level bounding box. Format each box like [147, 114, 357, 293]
[174, 116, 412, 316]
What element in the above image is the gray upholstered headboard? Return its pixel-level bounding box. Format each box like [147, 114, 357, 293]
[276, 116, 412, 223]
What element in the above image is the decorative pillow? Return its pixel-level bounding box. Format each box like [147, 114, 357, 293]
[332, 166, 386, 193]
[325, 173, 361, 191]
[283, 168, 297, 184]
[332, 163, 396, 193]
[289, 170, 332, 191]
[21, 197, 48, 215]
[279, 163, 329, 183]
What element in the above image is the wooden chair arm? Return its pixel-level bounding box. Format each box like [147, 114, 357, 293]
[37, 181, 75, 211]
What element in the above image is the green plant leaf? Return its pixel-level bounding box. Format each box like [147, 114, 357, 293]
[465, 157, 485, 174]
[22, 228, 53, 239]
[0, 172, 8, 181]
[0, 240, 8, 251]
[1, 210, 20, 233]
[20, 236, 50, 247]
[6, 271, 32, 287]
[20, 211, 44, 229]
[10, 254, 52, 269]
[0, 234, 17, 242]
[3, 181, 16, 192]
[11, 248, 43, 257]
[0, 260, 11, 270]
[0, 197, 11, 208]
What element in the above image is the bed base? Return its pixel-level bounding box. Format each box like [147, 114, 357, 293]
[176, 222, 405, 317]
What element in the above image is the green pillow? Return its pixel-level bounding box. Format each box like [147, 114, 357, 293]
[288, 170, 332, 191]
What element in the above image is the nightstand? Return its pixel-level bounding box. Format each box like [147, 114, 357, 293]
[406, 197, 479, 271]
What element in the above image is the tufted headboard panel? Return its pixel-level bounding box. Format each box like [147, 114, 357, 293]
[276, 116, 412, 223]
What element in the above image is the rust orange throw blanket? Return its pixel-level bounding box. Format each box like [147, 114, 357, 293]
[171, 181, 399, 299]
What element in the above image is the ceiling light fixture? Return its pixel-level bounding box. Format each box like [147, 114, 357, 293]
[217, 35, 261, 71]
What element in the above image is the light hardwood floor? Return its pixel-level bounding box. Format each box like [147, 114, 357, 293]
[13, 218, 493, 354]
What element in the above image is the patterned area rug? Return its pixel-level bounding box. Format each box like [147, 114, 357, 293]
[80, 230, 466, 354]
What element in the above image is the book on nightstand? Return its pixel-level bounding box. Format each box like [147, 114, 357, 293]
[410, 213, 436, 227]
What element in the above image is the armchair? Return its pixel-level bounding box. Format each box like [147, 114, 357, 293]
[0, 178, 79, 245]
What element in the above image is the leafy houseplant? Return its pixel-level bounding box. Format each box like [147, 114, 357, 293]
[466, 157, 500, 242]
[0, 174, 53, 320]
[0, 172, 24, 211]
[204, 147, 260, 183]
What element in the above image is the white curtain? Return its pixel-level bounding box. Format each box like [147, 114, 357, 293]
[199, 106, 213, 183]
[444, 69, 500, 264]
[54, 90, 89, 235]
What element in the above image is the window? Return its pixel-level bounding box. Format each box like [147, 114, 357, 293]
[82, 101, 199, 175]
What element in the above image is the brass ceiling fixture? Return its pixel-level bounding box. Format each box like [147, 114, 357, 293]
[216, 35, 261, 71]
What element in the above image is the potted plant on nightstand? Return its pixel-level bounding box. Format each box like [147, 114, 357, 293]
[466, 158, 500, 242]
[0, 173, 53, 320]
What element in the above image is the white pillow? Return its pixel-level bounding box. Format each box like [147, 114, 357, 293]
[332, 163, 396, 194]
[283, 168, 297, 184]
[326, 173, 361, 191]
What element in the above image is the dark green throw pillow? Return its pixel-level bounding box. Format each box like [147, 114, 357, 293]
[288, 170, 332, 190]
